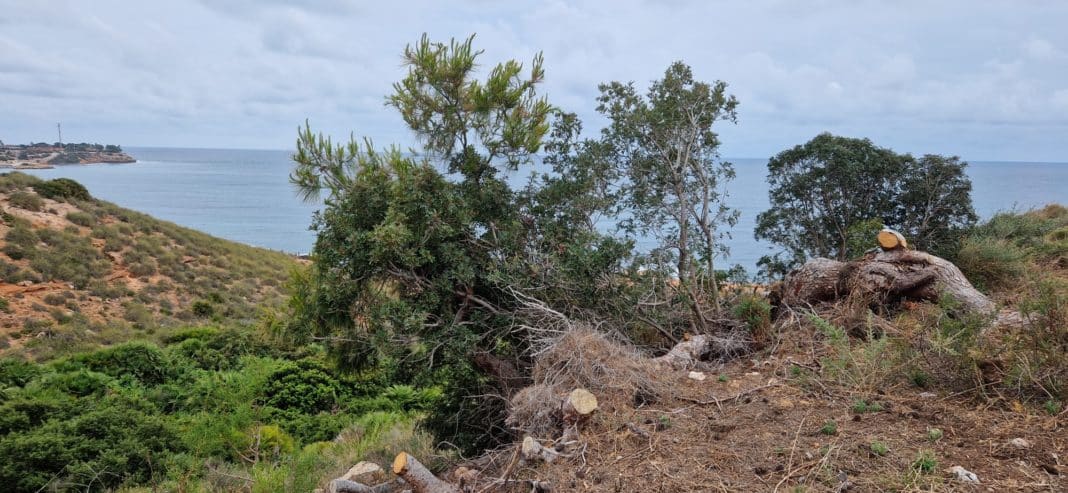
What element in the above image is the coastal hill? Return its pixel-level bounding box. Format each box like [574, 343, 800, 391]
[0, 166, 1064, 491]
[0, 142, 136, 169]
[0, 171, 297, 358]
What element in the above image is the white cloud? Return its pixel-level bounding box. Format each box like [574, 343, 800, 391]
[0, 0, 1066, 160]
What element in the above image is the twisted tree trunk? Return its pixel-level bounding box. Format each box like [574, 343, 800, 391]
[777, 238, 994, 317]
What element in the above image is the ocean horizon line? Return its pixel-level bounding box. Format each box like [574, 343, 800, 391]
[121, 145, 1067, 166]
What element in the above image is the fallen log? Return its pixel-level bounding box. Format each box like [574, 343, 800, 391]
[392, 452, 459, 493]
[328, 479, 400, 493]
[652, 334, 711, 369]
[778, 234, 995, 317]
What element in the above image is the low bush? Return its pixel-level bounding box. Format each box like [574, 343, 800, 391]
[8, 190, 43, 211]
[74, 342, 170, 385]
[732, 294, 772, 343]
[32, 178, 91, 201]
[64, 211, 94, 227]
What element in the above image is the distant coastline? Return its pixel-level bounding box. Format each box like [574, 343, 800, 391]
[0, 142, 135, 169]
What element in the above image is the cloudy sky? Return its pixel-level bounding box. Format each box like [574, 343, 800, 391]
[2, 0, 1067, 161]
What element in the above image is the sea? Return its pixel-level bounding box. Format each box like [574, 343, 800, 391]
[16, 147, 1067, 274]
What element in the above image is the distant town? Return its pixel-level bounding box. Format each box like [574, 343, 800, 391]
[0, 141, 135, 168]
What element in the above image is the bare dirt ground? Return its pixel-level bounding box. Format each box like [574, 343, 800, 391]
[480, 329, 1066, 492]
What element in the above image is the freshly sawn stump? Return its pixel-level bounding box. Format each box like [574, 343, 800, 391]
[392, 452, 460, 493]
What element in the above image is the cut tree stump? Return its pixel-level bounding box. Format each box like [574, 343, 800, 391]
[778, 233, 995, 317]
[562, 388, 598, 425]
[877, 228, 908, 250]
[393, 452, 460, 493]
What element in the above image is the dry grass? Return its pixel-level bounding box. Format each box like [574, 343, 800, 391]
[532, 326, 665, 398]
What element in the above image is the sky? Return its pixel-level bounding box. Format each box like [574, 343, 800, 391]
[2, 0, 1067, 161]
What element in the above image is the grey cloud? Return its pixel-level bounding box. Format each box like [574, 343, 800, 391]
[1, 0, 1066, 161]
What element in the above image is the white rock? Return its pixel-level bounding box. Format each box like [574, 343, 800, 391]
[919, 391, 937, 399]
[687, 371, 707, 381]
[1009, 438, 1032, 449]
[948, 466, 979, 483]
[341, 461, 384, 484]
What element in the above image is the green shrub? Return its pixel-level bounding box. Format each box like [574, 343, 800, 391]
[123, 302, 155, 329]
[163, 326, 219, 344]
[851, 398, 884, 414]
[75, 342, 169, 385]
[926, 428, 943, 441]
[191, 299, 215, 317]
[912, 450, 938, 473]
[0, 397, 179, 492]
[65, 211, 94, 227]
[0, 172, 40, 193]
[129, 260, 157, 277]
[0, 358, 43, 387]
[32, 178, 91, 201]
[732, 294, 772, 340]
[42, 293, 67, 306]
[37, 369, 114, 397]
[8, 191, 43, 211]
[260, 360, 341, 414]
[955, 236, 1028, 291]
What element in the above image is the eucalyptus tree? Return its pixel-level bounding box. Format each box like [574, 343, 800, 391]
[597, 61, 740, 327]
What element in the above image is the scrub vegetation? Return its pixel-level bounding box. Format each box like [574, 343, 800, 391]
[1, 34, 1064, 492]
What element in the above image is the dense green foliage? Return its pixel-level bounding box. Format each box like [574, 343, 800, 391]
[286, 36, 759, 453]
[596, 61, 739, 322]
[0, 328, 439, 492]
[755, 133, 976, 274]
[289, 35, 616, 454]
[33, 178, 92, 201]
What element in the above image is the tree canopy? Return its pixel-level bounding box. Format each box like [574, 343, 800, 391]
[289, 35, 634, 454]
[754, 133, 976, 275]
[596, 61, 739, 324]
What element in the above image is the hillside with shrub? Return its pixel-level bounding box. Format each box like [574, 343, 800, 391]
[0, 172, 450, 492]
[0, 171, 296, 358]
[1, 34, 1065, 492]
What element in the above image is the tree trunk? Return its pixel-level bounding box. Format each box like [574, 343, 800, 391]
[392, 453, 460, 493]
[652, 334, 711, 369]
[777, 248, 994, 317]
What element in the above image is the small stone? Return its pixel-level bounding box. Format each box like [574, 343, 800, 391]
[687, 371, 707, 381]
[1009, 438, 1032, 449]
[340, 461, 385, 484]
[947, 465, 980, 483]
[919, 391, 937, 399]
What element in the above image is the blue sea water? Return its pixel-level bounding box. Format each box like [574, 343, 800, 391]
[17, 147, 1067, 273]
